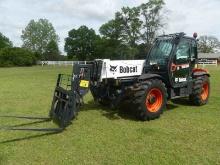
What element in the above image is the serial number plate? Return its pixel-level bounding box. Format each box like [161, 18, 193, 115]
[80, 80, 89, 88]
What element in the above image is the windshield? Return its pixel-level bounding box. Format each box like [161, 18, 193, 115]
[148, 39, 173, 66]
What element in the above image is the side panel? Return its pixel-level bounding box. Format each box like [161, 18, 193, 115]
[99, 59, 145, 80]
[138, 73, 164, 82]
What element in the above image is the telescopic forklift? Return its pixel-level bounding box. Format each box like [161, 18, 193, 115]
[49, 32, 210, 128]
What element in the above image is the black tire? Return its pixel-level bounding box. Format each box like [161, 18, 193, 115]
[189, 76, 210, 105]
[132, 79, 167, 121]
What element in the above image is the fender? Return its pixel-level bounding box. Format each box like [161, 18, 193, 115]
[192, 68, 210, 77]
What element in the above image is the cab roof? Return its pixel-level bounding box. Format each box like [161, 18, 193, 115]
[156, 32, 196, 41]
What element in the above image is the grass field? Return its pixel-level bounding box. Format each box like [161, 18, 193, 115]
[0, 66, 219, 165]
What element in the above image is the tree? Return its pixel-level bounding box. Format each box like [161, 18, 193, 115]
[94, 37, 125, 60]
[99, 8, 142, 59]
[99, 1, 166, 59]
[0, 47, 36, 67]
[99, 19, 122, 41]
[140, 0, 165, 46]
[136, 43, 149, 59]
[21, 19, 59, 57]
[198, 35, 220, 53]
[43, 40, 60, 60]
[64, 26, 98, 60]
[99, 20, 123, 59]
[0, 32, 13, 49]
[116, 7, 142, 47]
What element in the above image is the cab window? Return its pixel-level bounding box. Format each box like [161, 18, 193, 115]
[175, 39, 190, 64]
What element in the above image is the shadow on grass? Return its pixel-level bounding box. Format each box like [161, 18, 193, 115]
[171, 98, 194, 106]
[2, 118, 51, 128]
[81, 99, 190, 121]
[81, 101, 138, 121]
[0, 131, 61, 144]
[0, 99, 193, 144]
[165, 103, 179, 111]
[0, 115, 64, 144]
[0, 115, 50, 120]
[81, 100, 181, 121]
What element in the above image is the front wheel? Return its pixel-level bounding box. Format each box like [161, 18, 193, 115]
[132, 79, 167, 121]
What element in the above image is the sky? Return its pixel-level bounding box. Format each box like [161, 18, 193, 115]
[0, 0, 220, 54]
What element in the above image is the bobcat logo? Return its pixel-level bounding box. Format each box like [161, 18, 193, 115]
[110, 65, 117, 72]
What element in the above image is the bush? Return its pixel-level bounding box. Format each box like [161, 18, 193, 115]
[0, 47, 36, 67]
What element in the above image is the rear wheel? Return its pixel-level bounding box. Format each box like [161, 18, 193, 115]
[190, 76, 210, 105]
[132, 79, 167, 121]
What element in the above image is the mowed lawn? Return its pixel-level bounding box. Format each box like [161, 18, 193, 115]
[0, 65, 219, 165]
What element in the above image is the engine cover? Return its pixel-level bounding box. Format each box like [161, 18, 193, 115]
[98, 59, 145, 81]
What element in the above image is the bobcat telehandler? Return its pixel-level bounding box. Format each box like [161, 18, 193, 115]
[49, 32, 210, 128]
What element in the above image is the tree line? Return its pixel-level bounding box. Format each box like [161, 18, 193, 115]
[0, 0, 219, 66]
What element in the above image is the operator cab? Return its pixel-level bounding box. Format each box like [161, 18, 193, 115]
[144, 32, 198, 98]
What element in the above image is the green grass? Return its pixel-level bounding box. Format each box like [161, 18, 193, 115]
[0, 66, 220, 165]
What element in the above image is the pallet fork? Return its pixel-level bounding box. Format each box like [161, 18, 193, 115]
[0, 63, 94, 133]
[49, 63, 93, 128]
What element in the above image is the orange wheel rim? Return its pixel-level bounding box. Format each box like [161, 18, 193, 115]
[201, 82, 209, 101]
[145, 88, 163, 112]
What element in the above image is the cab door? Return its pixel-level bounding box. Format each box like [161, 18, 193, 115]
[171, 39, 191, 87]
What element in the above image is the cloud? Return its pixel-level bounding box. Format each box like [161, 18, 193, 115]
[0, 0, 220, 53]
[165, 0, 220, 37]
[48, 0, 120, 22]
